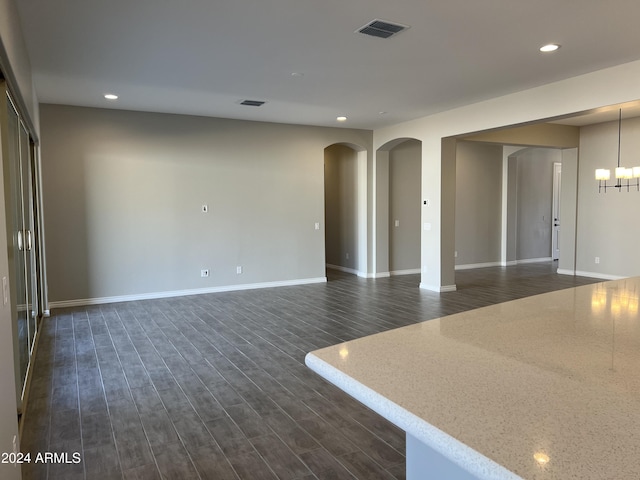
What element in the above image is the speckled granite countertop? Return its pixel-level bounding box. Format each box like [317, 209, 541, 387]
[305, 278, 640, 479]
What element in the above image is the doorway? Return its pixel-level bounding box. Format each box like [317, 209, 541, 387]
[323, 144, 367, 277]
[552, 162, 562, 260]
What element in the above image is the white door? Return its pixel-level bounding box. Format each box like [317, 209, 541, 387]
[552, 162, 561, 260]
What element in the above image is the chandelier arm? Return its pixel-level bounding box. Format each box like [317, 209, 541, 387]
[618, 109, 622, 169]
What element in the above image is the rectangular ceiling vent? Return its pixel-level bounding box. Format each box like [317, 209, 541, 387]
[239, 100, 266, 107]
[357, 19, 409, 39]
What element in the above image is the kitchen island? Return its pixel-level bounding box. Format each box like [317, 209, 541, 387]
[305, 278, 640, 479]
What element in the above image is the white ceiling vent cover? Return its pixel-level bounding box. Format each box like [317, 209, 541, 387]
[356, 19, 409, 39]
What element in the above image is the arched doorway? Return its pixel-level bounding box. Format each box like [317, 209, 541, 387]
[374, 138, 422, 278]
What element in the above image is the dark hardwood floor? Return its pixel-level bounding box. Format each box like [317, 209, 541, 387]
[20, 262, 602, 479]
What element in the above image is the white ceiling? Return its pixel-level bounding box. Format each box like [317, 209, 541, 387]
[15, 0, 640, 130]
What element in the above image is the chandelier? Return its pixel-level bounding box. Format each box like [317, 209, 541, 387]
[595, 109, 640, 192]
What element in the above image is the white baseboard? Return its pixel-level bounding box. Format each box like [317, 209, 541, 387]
[390, 269, 421, 276]
[326, 264, 362, 276]
[48, 277, 328, 309]
[420, 283, 457, 293]
[573, 271, 626, 281]
[557, 269, 626, 281]
[517, 257, 553, 264]
[456, 258, 552, 270]
[368, 272, 391, 279]
[455, 261, 501, 271]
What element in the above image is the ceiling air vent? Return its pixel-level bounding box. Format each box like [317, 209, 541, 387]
[239, 100, 266, 107]
[356, 19, 409, 39]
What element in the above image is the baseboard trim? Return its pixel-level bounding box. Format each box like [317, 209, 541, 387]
[556, 269, 575, 276]
[390, 269, 421, 276]
[573, 271, 626, 281]
[420, 283, 457, 293]
[326, 264, 362, 276]
[517, 257, 553, 264]
[455, 262, 501, 271]
[368, 272, 391, 279]
[49, 277, 328, 309]
[456, 258, 552, 270]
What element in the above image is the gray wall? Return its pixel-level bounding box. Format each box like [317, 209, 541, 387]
[40, 104, 372, 303]
[514, 148, 560, 261]
[558, 148, 578, 273]
[455, 142, 503, 266]
[576, 118, 640, 277]
[389, 139, 421, 273]
[455, 144, 563, 268]
[324, 144, 358, 271]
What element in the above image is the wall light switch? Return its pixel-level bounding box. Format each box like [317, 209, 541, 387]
[314, 222, 320, 230]
[394, 220, 400, 227]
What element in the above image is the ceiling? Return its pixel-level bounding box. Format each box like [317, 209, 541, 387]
[15, 0, 640, 130]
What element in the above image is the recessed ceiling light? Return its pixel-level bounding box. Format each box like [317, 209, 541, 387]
[539, 44, 560, 53]
[336, 116, 347, 122]
[104, 94, 118, 100]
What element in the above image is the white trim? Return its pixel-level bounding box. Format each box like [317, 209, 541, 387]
[556, 268, 575, 276]
[455, 261, 501, 271]
[573, 271, 627, 281]
[455, 258, 553, 271]
[516, 257, 552, 264]
[420, 283, 457, 292]
[557, 268, 626, 281]
[49, 277, 327, 309]
[390, 268, 421, 276]
[368, 272, 391, 279]
[326, 264, 362, 276]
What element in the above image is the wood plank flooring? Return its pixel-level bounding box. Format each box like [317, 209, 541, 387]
[20, 263, 601, 479]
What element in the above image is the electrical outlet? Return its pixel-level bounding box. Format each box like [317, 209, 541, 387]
[454, 251, 458, 258]
[236, 266, 242, 274]
[314, 222, 320, 230]
[345, 253, 349, 260]
[595, 257, 600, 264]
[201, 269, 209, 277]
